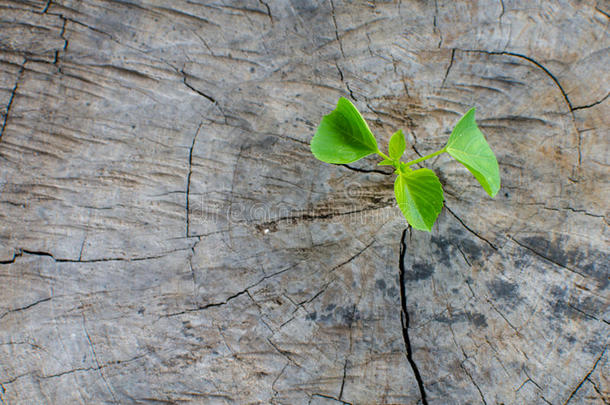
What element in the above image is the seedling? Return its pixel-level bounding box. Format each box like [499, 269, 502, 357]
[310, 97, 500, 231]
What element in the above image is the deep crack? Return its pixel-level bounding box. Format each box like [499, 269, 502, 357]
[0, 62, 25, 142]
[186, 122, 203, 237]
[457, 49, 574, 112]
[441, 48, 456, 89]
[329, 0, 345, 57]
[340, 164, 392, 176]
[398, 228, 428, 405]
[563, 346, 606, 405]
[181, 69, 216, 103]
[445, 205, 498, 250]
[0, 248, 187, 264]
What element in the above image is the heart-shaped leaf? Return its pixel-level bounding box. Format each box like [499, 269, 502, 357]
[388, 129, 406, 161]
[394, 168, 444, 231]
[310, 97, 379, 164]
[445, 108, 500, 197]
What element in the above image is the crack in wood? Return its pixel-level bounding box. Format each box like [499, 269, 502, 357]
[433, 0, 443, 48]
[571, 91, 610, 111]
[256, 204, 393, 229]
[186, 122, 203, 238]
[0, 297, 52, 320]
[338, 304, 356, 401]
[0, 61, 25, 142]
[181, 69, 216, 103]
[457, 49, 574, 111]
[341, 164, 393, 176]
[508, 236, 587, 278]
[82, 313, 119, 403]
[163, 262, 301, 317]
[311, 393, 353, 404]
[258, 0, 273, 24]
[335, 63, 357, 101]
[460, 361, 488, 405]
[445, 205, 498, 250]
[0, 248, 189, 265]
[563, 346, 607, 405]
[53, 15, 68, 67]
[329, 0, 345, 58]
[441, 48, 456, 89]
[399, 228, 428, 405]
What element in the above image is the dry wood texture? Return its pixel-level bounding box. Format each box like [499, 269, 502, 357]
[0, 0, 608, 404]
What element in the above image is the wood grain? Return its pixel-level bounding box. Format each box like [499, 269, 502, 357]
[0, 0, 608, 404]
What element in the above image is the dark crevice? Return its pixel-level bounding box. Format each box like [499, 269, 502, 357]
[53, 15, 68, 66]
[62, 17, 112, 39]
[486, 298, 520, 335]
[258, 0, 273, 24]
[433, 0, 443, 48]
[335, 63, 344, 81]
[82, 314, 119, 403]
[332, 240, 374, 274]
[335, 63, 357, 101]
[441, 48, 456, 89]
[42, 354, 145, 379]
[571, 92, 609, 111]
[595, 6, 610, 19]
[0, 248, 187, 264]
[312, 393, 352, 405]
[181, 69, 216, 103]
[41, 0, 52, 13]
[257, 204, 392, 229]
[164, 262, 300, 317]
[0, 62, 25, 142]
[338, 304, 356, 401]
[508, 236, 587, 278]
[412, 144, 423, 157]
[444, 205, 498, 250]
[329, 0, 345, 57]
[22, 249, 172, 263]
[0, 297, 52, 320]
[586, 378, 609, 405]
[458, 49, 574, 112]
[0, 250, 21, 264]
[525, 202, 605, 219]
[267, 339, 301, 368]
[186, 122, 203, 238]
[460, 362, 488, 405]
[563, 346, 606, 405]
[338, 358, 348, 400]
[566, 303, 603, 323]
[164, 290, 250, 317]
[345, 82, 358, 101]
[398, 228, 428, 405]
[341, 164, 392, 175]
[294, 240, 372, 309]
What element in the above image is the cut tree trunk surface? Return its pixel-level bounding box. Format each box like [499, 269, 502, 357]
[0, 1, 608, 404]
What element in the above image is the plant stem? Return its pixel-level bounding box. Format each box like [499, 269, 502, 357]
[376, 150, 392, 161]
[404, 148, 446, 167]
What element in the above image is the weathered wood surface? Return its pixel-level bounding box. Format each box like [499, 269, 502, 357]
[0, 0, 608, 404]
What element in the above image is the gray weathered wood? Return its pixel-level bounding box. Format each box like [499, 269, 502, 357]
[0, 0, 608, 404]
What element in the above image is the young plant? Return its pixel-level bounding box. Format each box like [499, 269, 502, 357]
[310, 97, 500, 231]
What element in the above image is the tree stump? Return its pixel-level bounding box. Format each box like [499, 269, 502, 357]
[0, 1, 608, 404]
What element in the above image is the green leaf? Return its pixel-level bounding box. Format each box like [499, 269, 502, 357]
[445, 108, 501, 197]
[394, 168, 444, 231]
[378, 159, 394, 166]
[388, 129, 406, 160]
[311, 97, 379, 164]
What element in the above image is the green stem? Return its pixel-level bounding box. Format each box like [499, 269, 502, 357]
[376, 150, 392, 161]
[404, 147, 446, 167]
